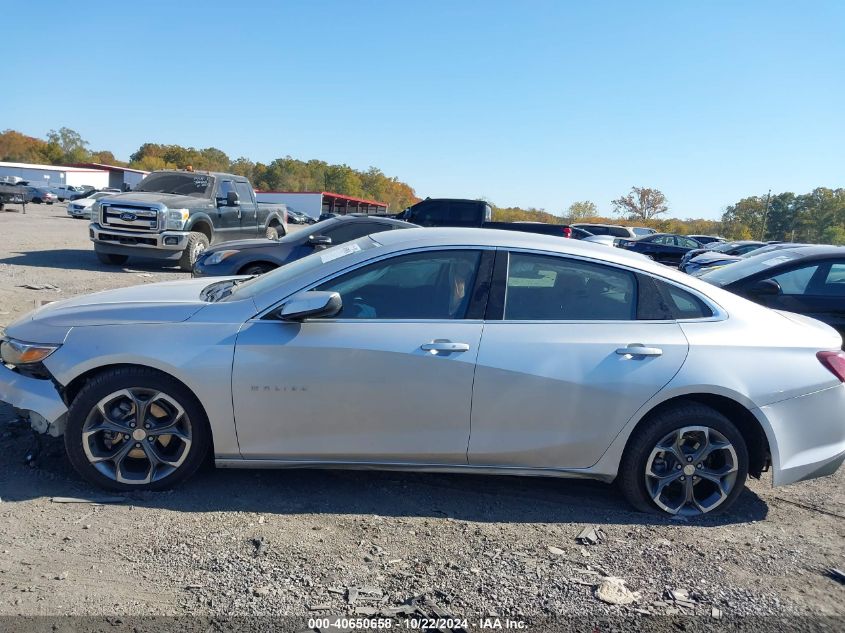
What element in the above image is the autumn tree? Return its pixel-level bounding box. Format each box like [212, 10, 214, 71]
[0, 129, 49, 163]
[612, 187, 669, 221]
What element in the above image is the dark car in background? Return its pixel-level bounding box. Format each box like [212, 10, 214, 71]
[399, 198, 585, 239]
[700, 245, 845, 344]
[687, 242, 811, 277]
[615, 233, 702, 265]
[193, 215, 416, 277]
[679, 240, 766, 273]
[688, 235, 726, 245]
[287, 209, 315, 224]
[22, 186, 58, 204]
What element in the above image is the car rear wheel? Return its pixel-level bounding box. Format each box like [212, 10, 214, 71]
[65, 367, 210, 491]
[96, 252, 129, 266]
[179, 232, 210, 271]
[618, 403, 748, 516]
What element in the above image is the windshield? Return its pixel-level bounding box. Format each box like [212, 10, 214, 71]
[699, 249, 805, 286]
[134, 172, 215, 197]
[219, 235, 382, 301]
[707, 241, 742, 253]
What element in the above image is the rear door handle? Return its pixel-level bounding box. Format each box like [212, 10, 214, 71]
[421, 340, 470, 353]
[616, 344, 663, 357]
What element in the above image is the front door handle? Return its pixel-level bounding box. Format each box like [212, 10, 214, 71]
[616, 344, 663, 357]
[421, 340, 470, 353]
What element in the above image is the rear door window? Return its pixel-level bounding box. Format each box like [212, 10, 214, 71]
[504, 253, 636, 320]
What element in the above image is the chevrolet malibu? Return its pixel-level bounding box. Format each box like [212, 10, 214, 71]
[1, 228, 844, 516]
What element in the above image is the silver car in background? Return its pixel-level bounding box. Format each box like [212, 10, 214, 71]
[1, 228, 844, 516]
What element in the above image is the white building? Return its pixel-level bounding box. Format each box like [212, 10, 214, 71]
[255, 191, 388, 220]
[0, 161, 109, 189]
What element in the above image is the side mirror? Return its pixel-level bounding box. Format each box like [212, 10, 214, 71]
[748, 278, 781, 297]
[308, 234, 332, 248]
[277, 291, 341, 321]
[226, 191, 239, 206]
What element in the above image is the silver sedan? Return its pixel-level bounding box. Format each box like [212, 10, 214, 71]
[2, 228, 844, 516]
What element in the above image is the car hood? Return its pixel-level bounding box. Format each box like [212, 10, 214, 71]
[206, 238, 288, 252]
[99, 192, 211, 208]
[690, 252, 741, 265]
[7, 278, 215, 333]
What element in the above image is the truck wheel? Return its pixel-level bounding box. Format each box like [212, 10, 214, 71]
[618, 403, 748, 517]
[96, 252, 129, 266]
[64, 366, 210, 491]
[179, 232, 210, 271]
[265, 225, 282, 240]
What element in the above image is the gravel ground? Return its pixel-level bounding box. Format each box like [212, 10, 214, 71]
[0, 202, 844, 630]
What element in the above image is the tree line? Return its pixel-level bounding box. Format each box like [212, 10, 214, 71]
[1, 128, 842, 242]
[0, 128, 418, 212]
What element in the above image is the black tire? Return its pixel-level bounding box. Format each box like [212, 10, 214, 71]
[178, 231, 210, 271]
[618, 402, 748, 516]
[265, 224, 282, 240]
[64, 367, 211, 491]
[240, 263, 275, 276]
[96, 252, 129, 266]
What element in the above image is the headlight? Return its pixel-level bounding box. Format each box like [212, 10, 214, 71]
[0, 338, 60, 366]
[165, 209, 190, 230]
[204, 250, 239, 266]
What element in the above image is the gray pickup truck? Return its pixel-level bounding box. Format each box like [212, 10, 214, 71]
[89, 170, 287, 270]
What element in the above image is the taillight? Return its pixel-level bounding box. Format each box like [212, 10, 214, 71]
[562, 227, 572, 238]
[817, 351, 845, 382]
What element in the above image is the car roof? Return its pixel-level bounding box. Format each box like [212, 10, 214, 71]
[769, 244, 845, 258]
[332, 215, 412, 226]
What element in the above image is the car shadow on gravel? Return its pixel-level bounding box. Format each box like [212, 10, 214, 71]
[0, 249, 185, 273]
[0, 423, 769, 527]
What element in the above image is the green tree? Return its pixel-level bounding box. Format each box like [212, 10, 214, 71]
[612, 187, 669, 221]
[567, 200, 598, 221]
[45, 127, 90, 164]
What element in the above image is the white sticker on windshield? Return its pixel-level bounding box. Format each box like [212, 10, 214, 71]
[759, 255, 794, 267]
[320, 242, 362, 263]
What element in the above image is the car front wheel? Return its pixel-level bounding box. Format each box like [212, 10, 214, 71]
[65, 367, 210, 491]
[618, 403, 748, 516]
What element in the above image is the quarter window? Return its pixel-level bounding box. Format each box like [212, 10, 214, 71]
[316, 250, 482, 319]
[504, 253, 636, 320]
[821, 263, 845, 295]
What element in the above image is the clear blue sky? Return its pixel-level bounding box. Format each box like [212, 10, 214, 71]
[4, 0, 843, 218]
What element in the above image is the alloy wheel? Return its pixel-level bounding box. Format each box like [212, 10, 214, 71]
[644, 425, 739, 515]
[81, 388, 192, 485]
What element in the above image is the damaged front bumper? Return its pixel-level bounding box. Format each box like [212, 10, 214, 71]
[0, 362, 67, 436]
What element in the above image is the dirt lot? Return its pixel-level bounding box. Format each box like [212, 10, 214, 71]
[0, 202, 844, 629]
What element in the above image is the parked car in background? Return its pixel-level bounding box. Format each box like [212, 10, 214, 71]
[687, 242, 810, 277]
[397, 198, 584, 239]
[89, 170, 288, 270]
[689, 235, 726, 245]
[632, 227, 657, 237]
[69, 185, 97, 200]
[50, 185, 87, 201]
[616, 233, 703, 265]
[700, 245, 845, 343]
[679, 240, 766, 274]
[24, 186, 58, 204]
[287, 209, 315, 224]
[193, 216, 416, 277]
[318, 212, 341, 222]
[572, 223, 638, 240]
[3, 228, 844, 517]
[66, 191, 117, 220]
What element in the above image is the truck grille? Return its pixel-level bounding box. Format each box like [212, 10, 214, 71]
[101, 203, 160, 232]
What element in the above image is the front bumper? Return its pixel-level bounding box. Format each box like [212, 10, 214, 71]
[757, 383, 845, 486]
[90, 223, 188, 260]
[0, 363, 67, 436]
